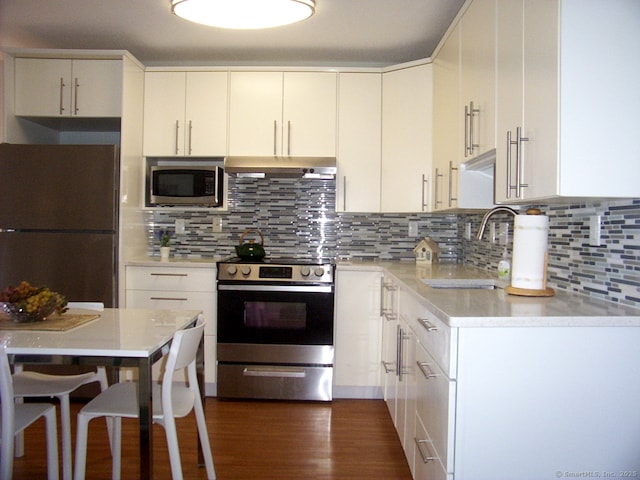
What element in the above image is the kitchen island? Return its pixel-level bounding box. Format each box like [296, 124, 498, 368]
[336, 260, 640, 480]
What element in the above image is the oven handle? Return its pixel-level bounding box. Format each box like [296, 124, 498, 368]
[243, 366, 306, 378]
[218, 284, 333, 293]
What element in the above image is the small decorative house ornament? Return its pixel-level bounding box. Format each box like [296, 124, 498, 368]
[413, 237, 440, 264]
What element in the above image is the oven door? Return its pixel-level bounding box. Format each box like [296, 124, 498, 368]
[217, 284, 334, 346]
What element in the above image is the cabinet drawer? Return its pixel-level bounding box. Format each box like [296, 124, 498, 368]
[415, 342, 456, 474]
[402, 289, 452, 377]
[126, 265, 216, 292]
[413, 414, 448, 480]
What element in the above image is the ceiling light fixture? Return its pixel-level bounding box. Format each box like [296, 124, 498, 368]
[171, 0, 315, 29]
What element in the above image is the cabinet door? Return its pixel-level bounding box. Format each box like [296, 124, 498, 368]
[282, 72, 337, 156]
[228, 71, 283, 156]
[71, 59, 122, 117]
[460, 0, 496, 160]
[336, 73, 381, 212]
[495, 0, 524, 203]
[381, 64, 433, 213]
[334, 269, 382, 390]
[185, 71, 228, 156]
[432, 23, 461, 211]
[15, 58, 71, 116]
[143, 71, 187, 156]
[398, 321, 417, 470]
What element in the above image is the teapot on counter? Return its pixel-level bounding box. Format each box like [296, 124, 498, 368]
[235, 229, 266, 260]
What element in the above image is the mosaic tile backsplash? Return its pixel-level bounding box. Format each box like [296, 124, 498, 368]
[148, 177, 640, 307]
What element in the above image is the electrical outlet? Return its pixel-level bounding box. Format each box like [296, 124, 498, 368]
[499, 222, 509, 245]
[589, 215, 601, 246]
[490, 222, 497, 244]
[465, 222, 472, 241]
[212, 216, 222, 233]
[175, 218, 185, 234]
[409, 221, 419, 237]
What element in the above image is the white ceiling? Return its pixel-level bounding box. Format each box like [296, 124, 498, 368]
[0, 0, 465, 67]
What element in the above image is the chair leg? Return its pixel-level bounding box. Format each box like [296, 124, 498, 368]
[95, 367, 114, 450]
[73, 412, 90, 480]
[44, 407, 60, 480]
[58, 394, 73, 480]
[193, 395, 216, 480]
[1, 422, 15, 480]
[161, 415, 184, 480]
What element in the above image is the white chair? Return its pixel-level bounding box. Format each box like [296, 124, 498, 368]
[74, 315, 215, 480]
[1, 340, 60, 480]
[12, 302, 109, 480]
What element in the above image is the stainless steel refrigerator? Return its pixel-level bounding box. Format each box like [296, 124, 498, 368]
[0, 143, 119, 307]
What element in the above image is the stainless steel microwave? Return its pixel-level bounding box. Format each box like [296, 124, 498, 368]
[147, 165, 224, 207]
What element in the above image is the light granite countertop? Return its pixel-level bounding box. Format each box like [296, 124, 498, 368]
[337, 260, 640, 328]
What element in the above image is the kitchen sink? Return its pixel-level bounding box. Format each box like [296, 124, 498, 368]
[421, 278, 501, 290]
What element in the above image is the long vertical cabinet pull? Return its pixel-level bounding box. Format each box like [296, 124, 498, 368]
[174, 120, 180, 155]
[506, 130, 515, 199]
[396, 325, 403, 378]
[434, 168, 443, 209]
[421, 174, 429, 212]
[73, 78, 80, 115]
[448, 160, 458, 207]
[287, 120, 292, 156]
[515, 127, 529, 198]
[464, 102, 480, 157]
[59, 77, 66, 115]
[188, 120, 193, 155]
[273, 120, 278, 155]
[342, 176, 347, 211]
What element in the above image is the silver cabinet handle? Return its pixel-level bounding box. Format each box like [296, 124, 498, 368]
[396, 325, 403, 379]
[175, 120, 180, 155]
[381, 361, 395, 374]
[73, 77, 79, 115]
[273, 120, 278, 155]
[343, 175, 347, 211]
[414, 438, 437, 464]
[448, 160, 458, 207]
[468, 101, 479, 155]
[416, 361, 436, 379]
[421, 174, 429, 211]
[188, 120, 193, 155]
[287, 120, 291, 156]
[59, 77, 66, 115]
[149, 296, 188, 301]
[434, 168, 443, 207]
[515, 126, 529, 198]
[418, 318, 438, 331]
[506, 130, 514, 199]
[464, 104, 469, 156]
[149, 273, 188, 277]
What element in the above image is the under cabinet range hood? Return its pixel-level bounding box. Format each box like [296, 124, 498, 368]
[224, 156, 337, 179]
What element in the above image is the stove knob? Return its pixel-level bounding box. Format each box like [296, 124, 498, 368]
[227, 265, 237, 276]
[300, 267, 311, 277]
[314, 267, 326, 277]
[241, 266, 252, 276]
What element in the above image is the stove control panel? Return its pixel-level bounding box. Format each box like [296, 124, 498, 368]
[218, 262, 334, 284]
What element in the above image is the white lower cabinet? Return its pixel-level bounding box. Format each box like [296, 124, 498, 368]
[414, 415, 447, 480]
[334, 268, 383, 398]
[125, 264, 216, 392]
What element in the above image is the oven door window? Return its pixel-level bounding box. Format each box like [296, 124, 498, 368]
[218, 290, 333, 345]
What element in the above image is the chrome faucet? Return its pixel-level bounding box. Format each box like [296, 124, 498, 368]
[476, 206, 519, 240]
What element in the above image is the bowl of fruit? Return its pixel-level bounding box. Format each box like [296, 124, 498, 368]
[0, 281, 68, 323]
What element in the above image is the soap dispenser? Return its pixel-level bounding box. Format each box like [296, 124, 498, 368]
[498, 248, 511, 281]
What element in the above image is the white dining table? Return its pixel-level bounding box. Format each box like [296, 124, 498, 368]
[0, 307, 202, 480]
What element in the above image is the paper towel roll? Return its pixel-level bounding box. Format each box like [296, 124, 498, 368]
[511, 214, 549, 290]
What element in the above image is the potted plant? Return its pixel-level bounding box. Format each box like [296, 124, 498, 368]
[159, 230, 171, 260]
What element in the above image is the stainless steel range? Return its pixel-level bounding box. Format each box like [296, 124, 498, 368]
[216, 257, 335, 401]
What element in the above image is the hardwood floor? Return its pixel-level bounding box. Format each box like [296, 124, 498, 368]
[12, 398, 412, 479]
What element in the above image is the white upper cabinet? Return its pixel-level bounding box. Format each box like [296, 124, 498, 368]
[459, 0, 496, 161]
[496, 0, 640, 203]
[381, 64, 433, 213]
[143, 71, 228, 156]
[15, 58, 122, 117]
[228, 71, 337, 157]
[336, 73, 382, 212]
[432, 22, 461, 212]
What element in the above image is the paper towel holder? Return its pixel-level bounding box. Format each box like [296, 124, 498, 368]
[505, 208, 555, 297]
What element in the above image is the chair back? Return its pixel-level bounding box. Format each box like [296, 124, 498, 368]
[0, 340, 16, 454]
[163, 315, 206, 378]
